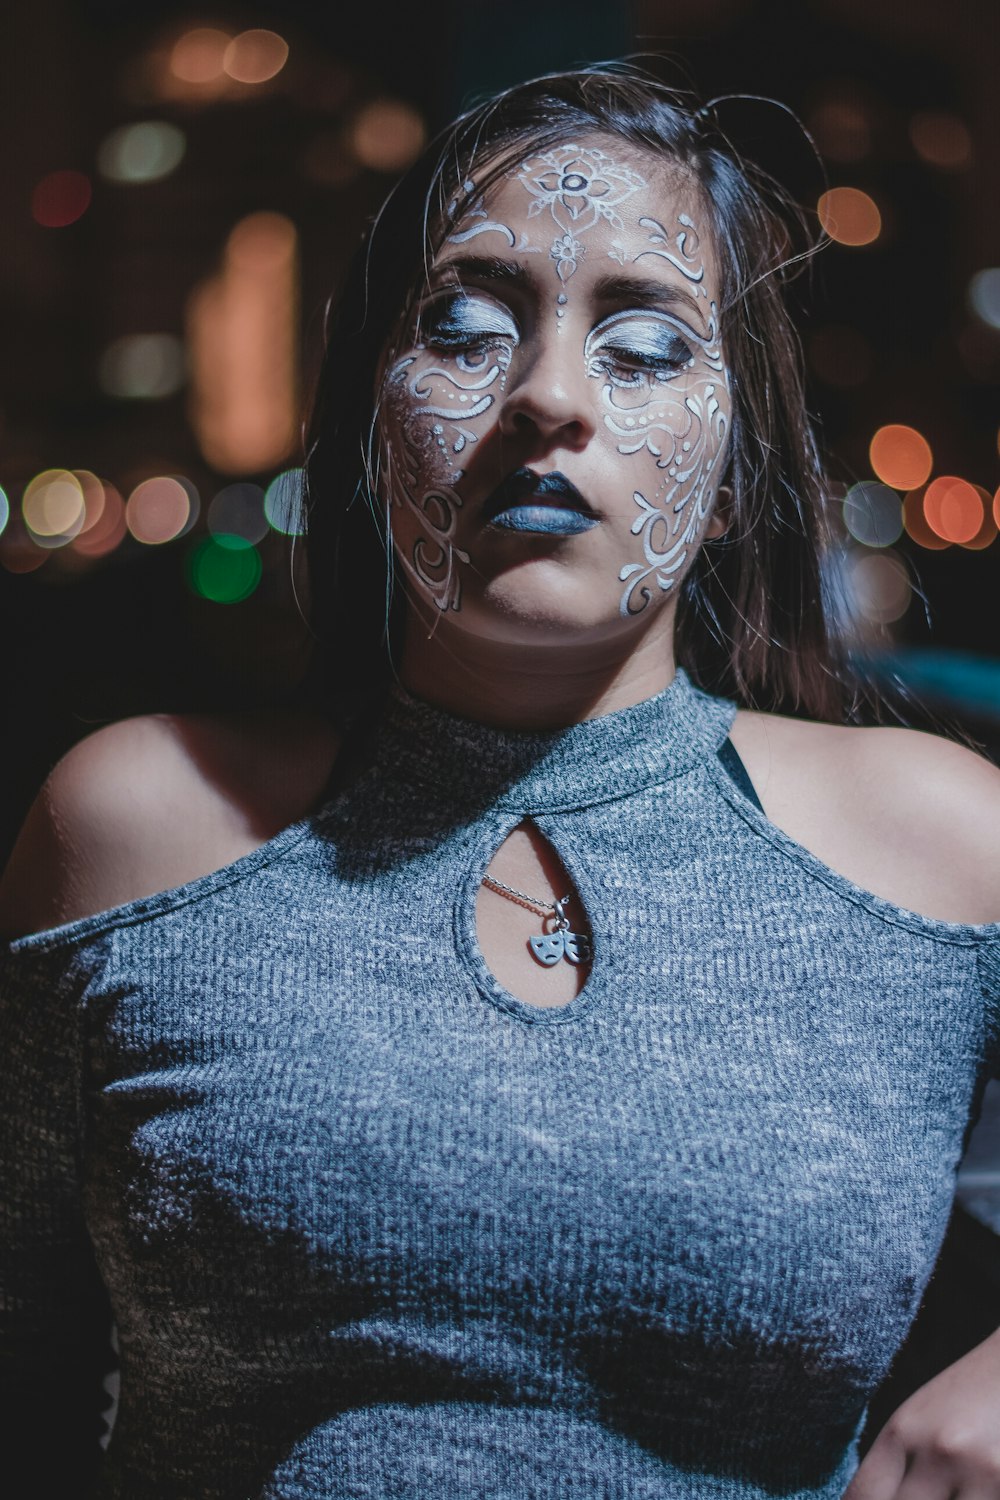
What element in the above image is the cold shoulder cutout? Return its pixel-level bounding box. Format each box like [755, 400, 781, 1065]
[0, 709, 341, 943]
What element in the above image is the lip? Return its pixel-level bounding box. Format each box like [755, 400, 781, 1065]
[489, 506, 599, 535]
[482, 467, 596, 526]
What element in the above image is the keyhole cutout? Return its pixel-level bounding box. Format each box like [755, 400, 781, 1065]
[475, 819, 592, 1009]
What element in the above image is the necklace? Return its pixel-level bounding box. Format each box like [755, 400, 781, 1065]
[481, 875, 593, 968]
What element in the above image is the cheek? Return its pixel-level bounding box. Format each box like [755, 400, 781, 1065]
[380, 349, 506, 491]
[602, 371, 731, 618]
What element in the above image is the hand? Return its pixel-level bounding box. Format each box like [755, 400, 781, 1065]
[844, 1330, 1000, 1500]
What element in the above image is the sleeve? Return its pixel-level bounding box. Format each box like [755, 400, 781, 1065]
[0, 939, 114, 1489]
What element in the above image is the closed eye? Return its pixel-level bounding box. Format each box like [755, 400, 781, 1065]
[416, 290, 519, 354]
[585, 310, 695, 383]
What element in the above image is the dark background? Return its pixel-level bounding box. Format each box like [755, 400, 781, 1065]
[1, 0, 998, 861]
[2, 0, 999, 1435]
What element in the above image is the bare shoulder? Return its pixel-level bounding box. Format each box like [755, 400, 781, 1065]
[0, 709, 342, 941]
[729, 710, 1000, 925]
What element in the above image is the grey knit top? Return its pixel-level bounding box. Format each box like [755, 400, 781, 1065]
[3, 668, 1000, 1500]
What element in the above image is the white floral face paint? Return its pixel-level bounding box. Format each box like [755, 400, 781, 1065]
[377, 137, 730, 628]
[516, 144, 645, 285]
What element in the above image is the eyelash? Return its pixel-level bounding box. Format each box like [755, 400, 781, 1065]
[418, 296, 517, 355]
[417, 295, 695, 381]
[591, 340, 693, 383]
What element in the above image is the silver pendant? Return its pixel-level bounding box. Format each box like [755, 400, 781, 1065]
[528, 897, 592, 967]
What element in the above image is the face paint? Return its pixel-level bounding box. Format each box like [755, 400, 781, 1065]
[377, 137, 731, 632]
[381, 289, 515, 611]
[516, 144, 646, 283]
[587, 213, 731, 616]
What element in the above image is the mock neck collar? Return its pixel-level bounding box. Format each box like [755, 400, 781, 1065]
[367, 668, 736, 814]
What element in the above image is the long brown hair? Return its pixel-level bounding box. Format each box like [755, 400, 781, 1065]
[304, 64, 857, 723]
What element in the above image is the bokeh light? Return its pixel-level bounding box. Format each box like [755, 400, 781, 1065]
[923, 476, 984, 544]
[902, 485, 950, 550]
[22, 469, 85, 542]
[843, 481, 902, 548]
[99, 334, 186, 398]
[0, 485, 8, 537]
[909, 112, 972, 170]
[849, 549, 911, 625]
[0, 511, 49, 574]
[31, 170, 91, 227]
[351, 100, 427, 172]
[126, 476, 192, 544]
[960, 486, 997, 550]
[97, 122, 186, 184]
[71, 470, 107, 535]
[817, 187, 882, 247]
[223, 30, 288, 84]
[868, 424, 933, 491]
[264, 469, 306, 535]
[207, 482, 267, 543]
[71, 482, 126, 558]
[968, 269, 1000, 331]
[186, 534, 262, 602]
[170, 28, 231, 84]
[187, 212, 298, 473]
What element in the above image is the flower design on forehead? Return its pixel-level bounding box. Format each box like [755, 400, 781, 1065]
[517, 145, 645, 283]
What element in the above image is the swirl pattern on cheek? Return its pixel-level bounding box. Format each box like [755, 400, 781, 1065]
[382, 339, 510, 613]
[585, 213, 731, 616]
[613, 329, 730, 615]
[517, 145, 645, 283]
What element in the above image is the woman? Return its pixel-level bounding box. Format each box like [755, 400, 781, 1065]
[2, 66, 1000, 1500]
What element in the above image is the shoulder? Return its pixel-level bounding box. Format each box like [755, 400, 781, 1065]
[0, 709, 342, 941]
[729, 711, 1000, 925]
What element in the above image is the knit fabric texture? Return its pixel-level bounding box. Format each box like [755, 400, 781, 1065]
[3, 668, 1000, 1499]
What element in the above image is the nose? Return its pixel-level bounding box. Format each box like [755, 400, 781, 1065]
[497, 331, 597, 452]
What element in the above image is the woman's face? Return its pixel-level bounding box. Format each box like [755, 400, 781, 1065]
[377, 135, 732, 647]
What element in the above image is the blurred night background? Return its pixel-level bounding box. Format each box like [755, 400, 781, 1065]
[1, 0, 999, 1427]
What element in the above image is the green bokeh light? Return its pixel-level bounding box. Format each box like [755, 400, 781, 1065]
[264, 468, 306, 535]
[0, 485, 9, 537]
[186, 533, 262, 603]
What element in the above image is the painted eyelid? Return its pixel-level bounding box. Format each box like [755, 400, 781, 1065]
[420, 292, 519, 340]
[584, 309, 700, 356]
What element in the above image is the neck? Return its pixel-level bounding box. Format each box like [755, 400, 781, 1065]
[397, 606, 680, 731]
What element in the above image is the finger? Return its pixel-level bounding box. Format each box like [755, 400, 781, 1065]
[894, 1449, 969, 1500]
[844, 1432, 909, 1500]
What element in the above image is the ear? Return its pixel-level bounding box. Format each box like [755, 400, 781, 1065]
[704, 483, 733, 540]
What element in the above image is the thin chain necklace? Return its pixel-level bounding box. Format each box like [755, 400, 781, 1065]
[481, 874, 593, 968]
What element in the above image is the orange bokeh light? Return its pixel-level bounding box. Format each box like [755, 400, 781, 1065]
[923, 476, 984, 544]
[902, 486, 950, 550]
[961, 486, 997, 550]
[868, 425, 933, 491]
[223, 30, 288, 84]
[817, 187, 881, 247]
[187, 213, 298, 473]
[170, 28, 231, 84]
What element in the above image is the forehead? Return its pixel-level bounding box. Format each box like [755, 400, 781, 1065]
[441, 134, 719, 285]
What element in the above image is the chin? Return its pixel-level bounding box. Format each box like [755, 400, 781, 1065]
[447, 584, 643, 649]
